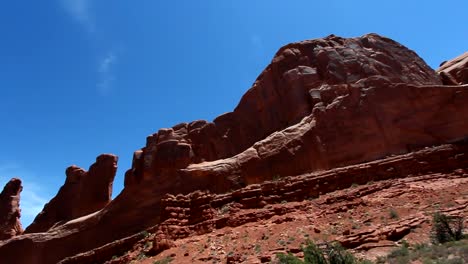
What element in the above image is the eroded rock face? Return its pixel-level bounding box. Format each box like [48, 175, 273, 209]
[158, 143, 468, 241]
[19, 142, 468, 264]
[183, 82, 468, 188]
[437, 52, 468, 85]
[0, 178, 23, 240]
[124, 33, 441, 189]
[2, 34, 468, 264]
[24, 154, 118, 233]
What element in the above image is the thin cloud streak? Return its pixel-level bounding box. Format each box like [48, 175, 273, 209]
[98, 53, 117, 74]
[20, 181, 48, 221]
[60, 0, 94, 31]
[97, 52, 118, 95]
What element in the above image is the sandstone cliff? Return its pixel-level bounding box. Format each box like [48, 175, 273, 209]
[59, 142, 468, 264]
[124, 33, 441, 190]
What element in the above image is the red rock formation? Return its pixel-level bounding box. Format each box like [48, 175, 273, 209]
[0, 178, 23, 240]
[157, 142, 468, 241]
[24, 154, 118, 233]
[124, 33, 441, 189]
[1, 34, 468, 264]
[437, 52, 468, 85]
[52, 142, 468, 264]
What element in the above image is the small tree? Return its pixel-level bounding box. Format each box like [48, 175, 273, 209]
[303, 241, 327, 264]
[431, 212, 464, 244]
[276, 240, 367, 264]
[277, 253, 304, 264]
[326, 243, 358, 264]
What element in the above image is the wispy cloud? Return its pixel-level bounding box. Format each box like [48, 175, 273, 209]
[98, 53, 117, 74]
[251, 34, 264, 51]
[97, 52, 118, 95]
[20, 182, 48, 221]
[60, 0, 94, 31]
[0, 164, 52, 228]
[59, 1, 122, 95]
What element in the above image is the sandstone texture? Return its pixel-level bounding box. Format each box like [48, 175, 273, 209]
[437, 52, 468, 85]
[0, 178, 23, 240]
[124, 33, 442, 191]
[57, 142, 468, 263]
[1, 33, 468, 264]
[24, 154, 118, 233]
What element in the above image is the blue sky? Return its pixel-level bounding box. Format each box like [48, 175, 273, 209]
[0, 1, 466, 227]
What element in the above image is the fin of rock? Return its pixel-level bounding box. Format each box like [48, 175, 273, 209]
[0, 178, 23, 240]
[24, 154, 118, 234]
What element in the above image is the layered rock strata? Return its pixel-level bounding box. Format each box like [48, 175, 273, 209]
[124, 33, 442, 190]
[158, 142, 468, 240]
[58, 142, 468, 264]
[437, 52, 468, 85]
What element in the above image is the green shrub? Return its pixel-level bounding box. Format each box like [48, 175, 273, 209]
[326, 243, 359, 264]
[273, 174, 282, 181]
[382, 238, 468, 263]
[136, 252, 147, 260]
[303, 241, 327, 264]
[153, 256, 173, 264]
[219, 204, 231, 214]
[254, 244, 261, 254]
[277, 253, 304, 264]
[431, 212, 464, 244]
[389, 209, 399, 220]
[387, 244, 409, 264]
[140, 230, 150, 238]
[275, 240, 370, 264]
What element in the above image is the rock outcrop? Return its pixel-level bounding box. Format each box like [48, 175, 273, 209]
[24, 154, 118, 233]
[158, 142, 468, 241]
[0, 178, 23, 240]
[2, 33, 468, 264]
[53, 142, 468, 264]
[437, 52, 468, 85]
[124, 33, 442, 190]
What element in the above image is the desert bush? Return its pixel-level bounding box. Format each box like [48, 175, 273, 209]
[153, 256, 173, 264]
[326, 242, 359, 264]
[277, 253, 304, 264]
[303, 241, 327, 264]
[431, 212, 464, 244]
[276, 240, 366, 264]
[389, 208, 399, 220]
[219, 204, 231, 214]
[382, 238, 468, 263]
[386, 243, 409, 264]
[272, 174, 282, 181]
[139, 230, 150, 238]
